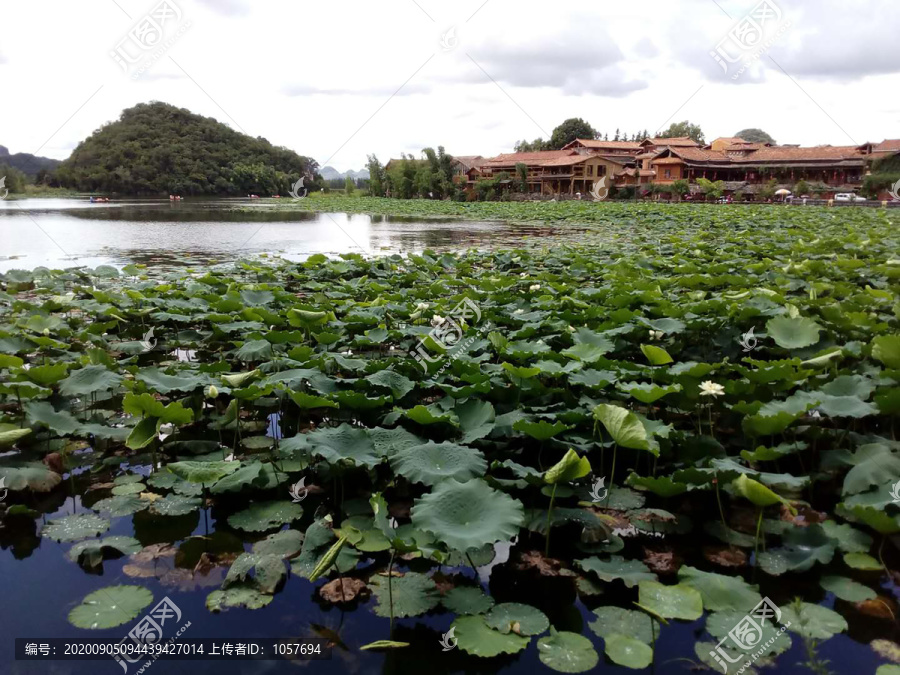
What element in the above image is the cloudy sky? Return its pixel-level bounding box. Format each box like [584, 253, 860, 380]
[1, 0, 897, 171]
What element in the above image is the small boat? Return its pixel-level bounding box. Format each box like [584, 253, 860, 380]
[90, 197, 110, 203]
[249, 194, 260, 199]
[169, 195, 183, 201]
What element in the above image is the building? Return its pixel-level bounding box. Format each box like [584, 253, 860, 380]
[476, 150, 628, 196]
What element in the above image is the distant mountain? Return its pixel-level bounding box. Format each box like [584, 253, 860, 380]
[0, 144, 61, 178]
[319, 165, 370, 181]
[55, 102, 318, 195]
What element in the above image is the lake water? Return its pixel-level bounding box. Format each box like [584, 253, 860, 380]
[0, 198, 578, 272]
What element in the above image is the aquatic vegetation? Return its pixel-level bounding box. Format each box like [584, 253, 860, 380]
[2, 203, 900, 672]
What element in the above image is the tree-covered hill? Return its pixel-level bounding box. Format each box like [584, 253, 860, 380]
[55, 102, 318, 196]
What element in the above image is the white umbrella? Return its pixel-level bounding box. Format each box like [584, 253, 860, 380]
[774, 189, 792, 196]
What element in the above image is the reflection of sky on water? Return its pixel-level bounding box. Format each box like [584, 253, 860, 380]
[0, 199, 585, 272]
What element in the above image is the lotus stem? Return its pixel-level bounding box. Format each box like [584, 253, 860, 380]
[466, 552, 479, 577]
[753, 508, 763, 568]
[605, 443, 618, 508]
[387, 550, 396, 632]
[544, 483, 558, 557]
[714, 473, 727, 531]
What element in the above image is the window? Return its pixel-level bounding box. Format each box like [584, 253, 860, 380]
[587, 165, 594, 176]
[664, 169, 671, 178]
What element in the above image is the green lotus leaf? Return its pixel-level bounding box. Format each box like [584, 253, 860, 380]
[91, 495, 150, 517]
[619, 381, 682, 403]
[404, 404, 460, 426]
[368, 369, 415, 399]
[68, 585, 154, 629]
[589, 606, 657, 644]
[537, 629, 600, 673]
[252, 529, 304, 559]
[391, 441, 487, 486]
[626, 474, 688, 498]
[369, 572, 439, 618]
[442, 586, 495, 615]
[569, 368, 618, 388]
[678, 566, 762, 612]
[704, 521, 757, 547]
[111, 482, 145, 496]
[602, 633, 653, 670]
[845, 505, 900, 535]
[766, 315, 822, 349]
[640, 344, 673, 366]
[757, 524, 836, 575]
[843, 551, 882, 570]
[225, 552, 286, 593]
[68, 536, 141, 568]
[842, 444, 900, 496]
[59, 365, 123, 396]
[149, 494, 202, 516]
[411, 478, 524, 552]
[228, 500, 303, 532]
[359, 640, 410, 650]
[288, 390, 338, 410]
[126, 416, 160, 450]
[42, 513, 110, 542]
[514, 419, 571, 441]
[451, 614, 529, 657]
[820, 575, 876, 602]
[456, 399, 496, 442]
[368, 426, 425, 459]
[576, 556, 657, 589]
[820, 520, 873, 553]
[501, 362, 541, 379]
[24, 401, 80, 435]
[235, 339, 274, 362]
[0, 463, 62, 491]
[637, 581, 703, 621]
[872, 335, 900, 369]
[206, 584, 273, 612]
[0, 425, 32, 447]
[168, 460, 239, 485]
[24, 362, 69, 387]
[220, 369, 261, 388]
[732, 473, 789, 508]
[780, 601, 848, 640]
[706, 609, 792, 657]
[544, 448, 591, 485]
[137, 368, 207, 393]
[592, 404, 655, 453]
[485, 602, 550, 636]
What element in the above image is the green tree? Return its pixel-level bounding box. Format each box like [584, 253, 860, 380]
[515, 162, 528, 192]
[735, 128, 776, 144]
[366, 154, 386, 197]
[794, 180, 810, 196]
[671, 179, 690, 198]
[0, 165, 28, 194]
[760, 178, 778, 200]
[344, 176, 355, 195]
[514, 138, 549, 152]
[660, 120, 705, 144]
[696, 177, 725, 200]
[548, 118, 598, 149]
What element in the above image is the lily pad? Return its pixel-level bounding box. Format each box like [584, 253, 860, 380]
[452, 614, 530, 657]
[602, 633, 653, 670]
[42, 513, 110, 542]
[637, 581, 703, 621]
[391, 442, 487, 486]
[442, 586, 495, 615]
[537, 629, 600, 673]
[228, 501, 303, 532]
[576, 556, 657, 588]
[369, 572, 439, 618]
[68, 585, 153, 629]
[485, 602, 550, 636]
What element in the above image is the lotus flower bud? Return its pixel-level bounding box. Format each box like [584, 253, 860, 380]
[206, 385, 219, 398]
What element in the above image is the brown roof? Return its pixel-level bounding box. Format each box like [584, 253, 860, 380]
[644, 137, 700, 148]
[483, 150, 576, 167]
[712, 136, 749, 145]
[724, 143, 763, 151]
[453, 155, 485, 171]
[563, 138, 643, 151]
[668, 147, 731, 163]
[729, 145, 862, 163]
[653, 157, 685, 165]
[874, 139, 900, 153]
[541, 155, 592, 167]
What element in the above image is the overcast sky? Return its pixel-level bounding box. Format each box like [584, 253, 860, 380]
[1, 0, 897, 171]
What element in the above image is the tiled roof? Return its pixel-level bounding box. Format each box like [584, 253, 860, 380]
[729, 145, 862, 162]
[653, 157, 685, 165]
[724, 143, 763, 151]
[541, 155, 592, 166]
[669, 147, 731, 162]
[564, 138, 643, 151]
[453, 155, 486, 171]
[712, 137, 749, 145]
[484, 150, 575, 166]
[645, 137, 700, 147]
[874, 139, 900, 153]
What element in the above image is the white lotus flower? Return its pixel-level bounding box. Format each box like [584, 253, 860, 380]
[649, 330, 664, 340]
[699, 381, 725, 397]
[416, 302, 429, 310]
[520, 272, 528, 278]
[529, 284, 541, 292]
[341, 349, 353, 356]
[432, 315, 446, 326]
[513, 309, 525, 315]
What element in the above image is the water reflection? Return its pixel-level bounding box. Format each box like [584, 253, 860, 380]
[0, 199, 583, 272]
